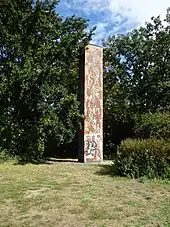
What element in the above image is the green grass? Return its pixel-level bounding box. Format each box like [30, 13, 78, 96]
[0, 161, 170, 227]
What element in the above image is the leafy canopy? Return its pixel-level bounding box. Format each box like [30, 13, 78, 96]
[103, 9, 170, 155]
[0, 0, 95, 159]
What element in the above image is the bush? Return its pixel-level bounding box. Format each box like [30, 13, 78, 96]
[0, 149, 15, 163]
[115, 138, 170, 179]
[134, 112, 170, 139]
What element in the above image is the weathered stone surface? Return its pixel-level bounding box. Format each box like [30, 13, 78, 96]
[79, 44, 103, 163]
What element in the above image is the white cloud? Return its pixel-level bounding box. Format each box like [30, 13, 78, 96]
[81, 0, 169, 25]
[81, 0, 109, 13]
[91, 22, 109, 44]
[89, 0, 169, 42]
[60, 0, 169, 43]
[108, 0, 169, 26]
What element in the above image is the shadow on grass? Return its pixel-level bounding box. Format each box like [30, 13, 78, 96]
[96, 163, 119, 177]
[46, 158, 78, 163]
[13, 157, 79, 165]
[13, 158, 52, 165]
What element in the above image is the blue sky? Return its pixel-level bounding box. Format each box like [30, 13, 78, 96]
[57, 0, 169, 44]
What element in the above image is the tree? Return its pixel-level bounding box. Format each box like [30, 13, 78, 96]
[103, 9, 170, 156]
[0, 0, 94, 159]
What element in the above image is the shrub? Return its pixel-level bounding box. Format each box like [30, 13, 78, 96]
[115, 138, 170, 179]
[134, 112, 170, 139]
[0, 149, 15, 163]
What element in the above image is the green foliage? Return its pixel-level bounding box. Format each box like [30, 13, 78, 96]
[134, 112, 170, 140]
[115, 138, 170, 179]
[0, 0, 94, 159]
[103, 82, 135, 158]
[1, 0, 170, 162]
[103, 9, 170, 156]
[0, 148, 15, 163]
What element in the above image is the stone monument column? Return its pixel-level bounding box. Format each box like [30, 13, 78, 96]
[78, 44, 103, 163]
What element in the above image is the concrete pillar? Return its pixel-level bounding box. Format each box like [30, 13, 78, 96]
[78, 44, 103, 163]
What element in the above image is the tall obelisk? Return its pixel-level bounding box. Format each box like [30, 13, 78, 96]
[78, 44, 103, 163]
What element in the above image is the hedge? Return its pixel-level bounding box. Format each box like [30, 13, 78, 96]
[115, 138, 170, 179]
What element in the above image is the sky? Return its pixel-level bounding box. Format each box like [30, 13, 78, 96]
[57, 0, 169, 44]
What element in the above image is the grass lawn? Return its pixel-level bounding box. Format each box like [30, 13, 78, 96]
[0, 160, 170, 227]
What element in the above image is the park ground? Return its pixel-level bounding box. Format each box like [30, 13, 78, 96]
[0, 160, 170, 227]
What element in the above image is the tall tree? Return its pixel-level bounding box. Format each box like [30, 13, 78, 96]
[103, 9, 170, 155]
[0, 0, 94, 159]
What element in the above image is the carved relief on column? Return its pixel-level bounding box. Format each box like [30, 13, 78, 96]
[84, 44, 103, 162]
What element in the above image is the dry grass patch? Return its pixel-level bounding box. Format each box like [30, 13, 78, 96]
[0, 161, 170, 227]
